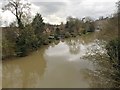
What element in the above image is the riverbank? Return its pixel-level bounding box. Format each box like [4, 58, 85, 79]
[2, 29, 119, 88]
[2, 31, 83, 60]
[2, 26, 118, 61]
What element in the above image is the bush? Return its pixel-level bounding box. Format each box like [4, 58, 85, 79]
[106, 38, 120, 67]
[85, 22, 95, 32]
[15, 26, 38, 57]
[106, 38, 120, 87]
[15, 34, 28, 57]
[2, 37, 15, 59]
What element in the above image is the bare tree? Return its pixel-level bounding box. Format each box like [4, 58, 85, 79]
[0, 15, 2, 27]
[2, 0, 31, 28]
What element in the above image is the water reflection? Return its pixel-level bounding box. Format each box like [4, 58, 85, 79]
[65, 37, 80, 54]
[2, 32, 116, 88]
[2, 47, 46, 88]
[44, 33, 115, 88]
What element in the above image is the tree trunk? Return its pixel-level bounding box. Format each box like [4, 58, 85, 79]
[16, 16, 24, 29]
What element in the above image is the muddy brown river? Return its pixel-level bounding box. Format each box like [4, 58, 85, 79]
[2, 32, 117, 88]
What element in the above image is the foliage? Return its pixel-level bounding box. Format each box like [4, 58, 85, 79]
[2, 28, 17, 59]
[65, 16, 84, 33]
[32, 13, 45, 36]
[65, 16, 95, 34]
[98, 17, 118, 41]
[55, 27, 61, 35]
[106, 38, 120, 67]
[103, 2, 120, 86]
[15, 25, 38, 56]
[2, 37, 15, 59]
[106, 38, 120, 87]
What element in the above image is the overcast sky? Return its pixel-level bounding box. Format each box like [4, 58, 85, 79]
[0, 0, 118, 26]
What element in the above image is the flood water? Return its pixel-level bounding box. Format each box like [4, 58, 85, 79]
[2, 32, 117, 88]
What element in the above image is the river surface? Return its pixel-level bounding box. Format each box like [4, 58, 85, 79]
[2, 32, 116, 88]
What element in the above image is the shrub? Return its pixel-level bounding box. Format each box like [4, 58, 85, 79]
[15, 25, 38, 57]
[106, 38, 120, 87]
[106, 38, 120, 68]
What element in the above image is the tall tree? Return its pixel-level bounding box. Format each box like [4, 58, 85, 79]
[32, 13, 45, 38]
[66, 16, 84, 33]
[117, 1, 120, 14]
[2, 0, 31, 28]
[84, 17, 95, 32]
[0, 15, 2, 26]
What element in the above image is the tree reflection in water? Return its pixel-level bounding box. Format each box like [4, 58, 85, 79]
[50, 40, 60, 48]
[2, 47, 46, 88]
[65, 37, 81, 54]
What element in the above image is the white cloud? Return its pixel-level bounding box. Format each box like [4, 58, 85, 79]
[65, 0, 117, 19]
[30, 4, 40, 16]
[0, 10, 16, 26]
[29, 0, 69, 2]
[0, 0, 118, 26]
[43, 14, 66, 25]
